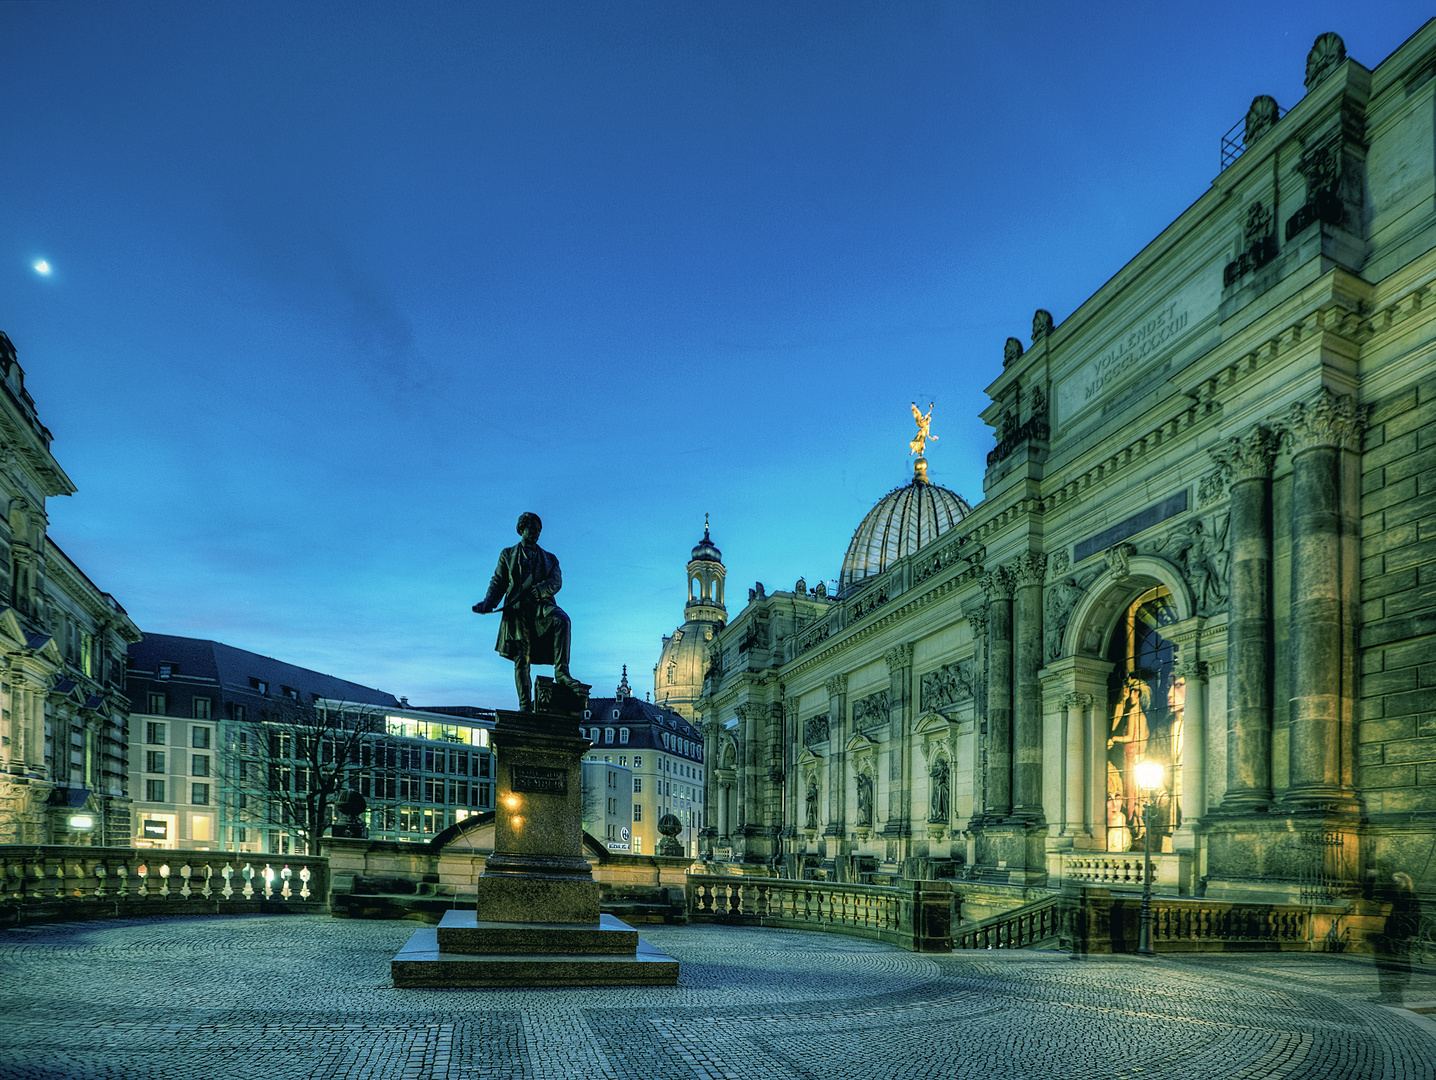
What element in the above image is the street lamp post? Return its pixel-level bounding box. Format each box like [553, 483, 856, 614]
[1135, 759, 1164, 957]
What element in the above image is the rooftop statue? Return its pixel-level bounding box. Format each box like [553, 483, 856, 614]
[909, 401, 937, 457]
[472, 511, 587, 712]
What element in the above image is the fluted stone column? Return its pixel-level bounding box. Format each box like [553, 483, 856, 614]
[981, 567, 1015, 818]
[1012, 553, 1046, 819]
[733, 704, 754, 839]
[883, 644, 913, 838]
[1284, 391, 1364, 806]
[1211, 425, 1278, 810]
[1062, 693, 1093, 836]
[824, 673, 848, 838]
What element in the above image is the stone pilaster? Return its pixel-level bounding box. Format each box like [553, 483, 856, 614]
[981, 567, 1014, 818]
[1174, 656, 1208, 841]
[823, 673, 848, 839]
[1012, 553, 1045, 820]
[882, 643, 913, 842]
[963, 602, 988, 830]
[1061, 693, 1093, 838]
[1282, 390, 1364, 808]
[1210, 425, 1278, 811]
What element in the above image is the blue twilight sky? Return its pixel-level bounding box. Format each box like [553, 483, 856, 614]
[2, 3, 1430, 708]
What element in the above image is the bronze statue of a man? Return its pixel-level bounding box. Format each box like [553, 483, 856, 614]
[473, 512, 586, 712]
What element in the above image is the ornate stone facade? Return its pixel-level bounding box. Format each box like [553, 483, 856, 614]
[0, 332, 141, 846]
[696, 27, 1436, 905]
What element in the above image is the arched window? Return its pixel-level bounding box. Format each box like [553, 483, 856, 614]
[1104, 586, 1183, 854]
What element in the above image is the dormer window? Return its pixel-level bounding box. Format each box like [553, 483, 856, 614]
[158, 662, 173, 680]
[605, 727, 615, 744]
[612, 709, 620, 720]
[619, 728, 629, 744]
[250, 678, 268, 694]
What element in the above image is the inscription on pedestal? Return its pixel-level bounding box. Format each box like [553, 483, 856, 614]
[512, 764, 568, 795]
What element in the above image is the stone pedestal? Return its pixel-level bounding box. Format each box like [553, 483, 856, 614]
[392, 699, 678, 987]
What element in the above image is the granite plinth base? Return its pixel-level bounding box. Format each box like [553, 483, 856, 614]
[473, 874, 600, 924]
[391, 911, 678, 987]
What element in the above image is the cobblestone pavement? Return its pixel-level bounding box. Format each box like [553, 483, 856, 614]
[1, 915, 1434, 1080]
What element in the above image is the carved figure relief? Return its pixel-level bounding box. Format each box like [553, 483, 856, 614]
[1044, 573, 1089, 661]
[1167, 516, 1229, 616]
[1243, 201, 1273, 246]
[920, 660, 974, 715]
[1197, 470, 1227, 507]
[852, 689, 890, 731]
[803, 714, 830, 747]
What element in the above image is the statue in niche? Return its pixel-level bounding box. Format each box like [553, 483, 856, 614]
[1305, 32, 1346, 90]
[929, 758, 950, 823]
[856, 772, 873, 827]
[805, 782, 819, 831]
[909, 401, 937, 457]
[472, 512, 588, 713]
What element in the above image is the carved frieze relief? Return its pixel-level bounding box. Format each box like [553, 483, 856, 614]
[803, 714, 830, 747]
[920, 660, 974, 716]
[852, 689, 891, 732]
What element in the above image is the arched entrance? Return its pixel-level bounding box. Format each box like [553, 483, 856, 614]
[1103, 586, 1182, 854]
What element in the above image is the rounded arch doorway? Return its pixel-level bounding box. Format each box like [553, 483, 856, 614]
[1104, 585, 1183, 854]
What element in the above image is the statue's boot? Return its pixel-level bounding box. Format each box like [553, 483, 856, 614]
[515, 663, 534, 712]
[554, 663, 589, 696]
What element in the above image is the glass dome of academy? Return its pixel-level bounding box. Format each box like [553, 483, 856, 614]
[839, 455, 974, 595]
[689, 23, 1436, 914]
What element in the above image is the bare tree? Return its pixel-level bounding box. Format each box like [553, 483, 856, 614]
[228, 698, 382, 855]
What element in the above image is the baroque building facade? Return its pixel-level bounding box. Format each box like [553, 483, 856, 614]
[0, 332, 141, 846]
[698, 25, 1436, 903]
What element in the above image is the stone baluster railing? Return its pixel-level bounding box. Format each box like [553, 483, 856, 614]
[0, 846, 327, 924]
[685, 873, 950, 952]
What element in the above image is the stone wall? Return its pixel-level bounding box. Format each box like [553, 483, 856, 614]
[1359, 373, 1436, 840]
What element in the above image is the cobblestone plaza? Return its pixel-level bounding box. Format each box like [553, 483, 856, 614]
[2, 915, 1435, 1079]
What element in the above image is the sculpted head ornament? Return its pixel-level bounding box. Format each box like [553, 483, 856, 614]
[1244, 95, 1280, 145]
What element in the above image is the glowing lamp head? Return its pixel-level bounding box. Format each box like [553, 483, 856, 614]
[1135, 759, 1164, 792]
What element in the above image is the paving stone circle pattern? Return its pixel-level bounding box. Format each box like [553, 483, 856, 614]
[2, 914, 1435, 1079]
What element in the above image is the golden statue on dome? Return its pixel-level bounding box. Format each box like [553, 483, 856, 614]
[909, 401, 937, 457]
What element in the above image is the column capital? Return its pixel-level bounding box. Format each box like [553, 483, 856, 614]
[1175, 658, 1209, 683]
[824, 673, 848, 698]
[782, 696, 799, 717]
[1012, 552, 1047, 588]
[1210, 424, 1279, 484]
[981, 566, 1015, 602]
[1062, 692, 1094, 710]
[964, 603, 989, 640]
[1280, 389, 1367, 455]
[883, 643, 913, 673]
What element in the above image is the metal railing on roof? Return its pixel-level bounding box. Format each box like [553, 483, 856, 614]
[1220, 103, 1288, 171]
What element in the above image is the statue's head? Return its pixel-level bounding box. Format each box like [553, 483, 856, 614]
[516, 512, 542, 542]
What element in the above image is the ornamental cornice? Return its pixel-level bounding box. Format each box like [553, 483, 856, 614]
[1209, 424, 1279, 483]
[782, 559, 985, 680]
[1279, 389, 1367, 455]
